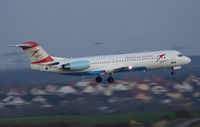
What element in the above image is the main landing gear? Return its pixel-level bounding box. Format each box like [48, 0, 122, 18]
[95, 74, 115, 83]
[96, 76, 102, 83]
[107, 76, 114, 83]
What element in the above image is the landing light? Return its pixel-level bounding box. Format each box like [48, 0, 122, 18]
[128, 65, 132, 70]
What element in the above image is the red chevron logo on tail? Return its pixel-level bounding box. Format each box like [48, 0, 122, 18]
[31, 49, 40, 57]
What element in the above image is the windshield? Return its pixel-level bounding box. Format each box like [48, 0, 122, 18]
[178, 54, 183, 57]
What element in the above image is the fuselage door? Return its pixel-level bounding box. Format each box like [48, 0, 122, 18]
[171, 57, 177, 65]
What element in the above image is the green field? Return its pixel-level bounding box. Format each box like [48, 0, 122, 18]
[0, 112, 176, 125]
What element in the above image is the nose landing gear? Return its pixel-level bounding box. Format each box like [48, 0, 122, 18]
[171, 67, 180, 76]
[171, 71, 176, 76]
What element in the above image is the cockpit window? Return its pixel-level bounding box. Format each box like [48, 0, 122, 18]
[178, 54, 183, 57]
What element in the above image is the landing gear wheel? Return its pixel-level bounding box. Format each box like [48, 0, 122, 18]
[107, 77, 114, 83]
[96, 76, 102, 83]
[171, 71, 176, 76]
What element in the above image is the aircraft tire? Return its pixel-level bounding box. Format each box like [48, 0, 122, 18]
[96, 76, 102, 83]
[107, 77, 114, 83]
[171, 71, 176, 75]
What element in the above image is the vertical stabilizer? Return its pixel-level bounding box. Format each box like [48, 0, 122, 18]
[17, 42, 54, 64]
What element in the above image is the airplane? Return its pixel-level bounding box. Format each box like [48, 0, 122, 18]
[14, 42, 191, 83]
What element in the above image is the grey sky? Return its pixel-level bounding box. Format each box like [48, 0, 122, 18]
[0, 0, 199, 69]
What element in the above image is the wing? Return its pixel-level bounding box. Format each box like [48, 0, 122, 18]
[103, 65, 131, 74]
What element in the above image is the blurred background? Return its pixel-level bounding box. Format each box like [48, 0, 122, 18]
[0, 0, 200, 127]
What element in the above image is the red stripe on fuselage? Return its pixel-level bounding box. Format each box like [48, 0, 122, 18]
[32, 56, 54, 64]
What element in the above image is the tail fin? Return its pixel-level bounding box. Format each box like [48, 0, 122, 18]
[17, 42, 54, 64]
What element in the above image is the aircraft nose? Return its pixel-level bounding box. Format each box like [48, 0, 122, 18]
[185, 57, 191, 64]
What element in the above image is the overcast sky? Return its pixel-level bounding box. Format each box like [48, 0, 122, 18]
[0, 0, 199, 69]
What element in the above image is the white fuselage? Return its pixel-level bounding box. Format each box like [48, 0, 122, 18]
[31, 50, 191, 76]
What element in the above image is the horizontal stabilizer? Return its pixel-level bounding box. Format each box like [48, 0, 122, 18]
[2, 44, 35, 48]
[16, 44, 35, 48]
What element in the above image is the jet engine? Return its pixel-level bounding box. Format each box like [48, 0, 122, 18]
[59, 60, 90, 71]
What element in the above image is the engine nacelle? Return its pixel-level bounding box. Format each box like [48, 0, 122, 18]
[60, 60, 90, 71]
